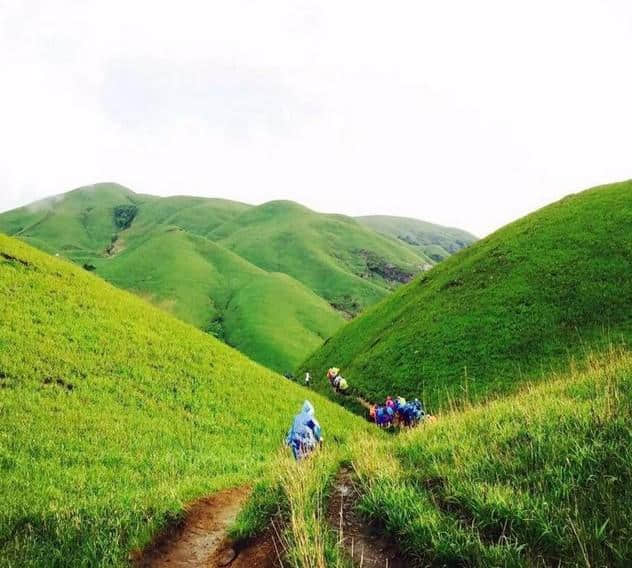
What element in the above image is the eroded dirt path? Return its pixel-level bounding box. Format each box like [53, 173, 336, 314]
[134, 486, 282, 568]
[327, 468, 406, 568]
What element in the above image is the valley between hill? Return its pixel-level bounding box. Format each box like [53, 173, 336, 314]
[0, 183, 475, 373]
[0, 181, 630, 567]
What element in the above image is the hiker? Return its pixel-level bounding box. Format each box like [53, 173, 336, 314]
[336, 376, 349, 393]
[385, 396, 395, 409]
[399, 399, 426, 428]
[326, 367, 340, 386]
[285, 400, 323, 460]
[371, 404, 395, 428]
[326, 367, 349, 393]
[304, 372, 311, 386]
[331, 373, 349, 394]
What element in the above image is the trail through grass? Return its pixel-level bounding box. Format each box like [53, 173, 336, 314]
[0, 234, 372, 567]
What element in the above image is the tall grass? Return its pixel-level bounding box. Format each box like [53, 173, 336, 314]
[231, 448, 353, 568]
[351, 347, 632, 566]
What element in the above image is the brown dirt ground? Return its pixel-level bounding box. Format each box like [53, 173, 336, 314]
[133, 487, 283, 568]
[327, 468, 407, 568]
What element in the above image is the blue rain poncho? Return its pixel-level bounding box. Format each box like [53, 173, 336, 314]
[286, 400, 322, 460]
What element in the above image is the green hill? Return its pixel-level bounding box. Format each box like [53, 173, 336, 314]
[211, 200, 427, 314]
[0, 184, 464, 373]
[0, 234, 370, 566]
[356, 215, 477, 261]
[2, 191, 630, 567]
[301, 181, 632, 409]
[351, 347, 632, 566]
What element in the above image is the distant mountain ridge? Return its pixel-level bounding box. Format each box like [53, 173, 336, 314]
[356, 215, 477, 262]
[0, 182, 474, 371]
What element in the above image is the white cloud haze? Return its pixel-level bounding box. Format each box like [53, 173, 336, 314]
[1, 0, 631, 235]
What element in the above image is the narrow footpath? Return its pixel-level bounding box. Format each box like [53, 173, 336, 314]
[327, 468, 406, 568]
[134, 487, 282, 568]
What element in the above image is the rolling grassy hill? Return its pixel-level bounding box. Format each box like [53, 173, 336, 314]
[2, 191, 630, 567]
[300, 181, 632, 409]
[210, 200, 427, 314]
[357, 215, 477, 261]
[0, 183, 472, 372]
[0, 234, 372, 567]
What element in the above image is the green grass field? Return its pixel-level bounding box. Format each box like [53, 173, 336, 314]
[351, 347, 632, 566]
[0, 234, 372, 567]
[2, 181, 630, 567]
[228, 346, 632, 567]
[301, 181, 632, 410]
[0, 183, 472, 373]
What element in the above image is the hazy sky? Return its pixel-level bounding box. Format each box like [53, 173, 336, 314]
[1, 0, 631, 236]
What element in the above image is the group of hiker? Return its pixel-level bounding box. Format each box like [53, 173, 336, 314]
[286, 366, 432, 460]
[369, 395, 427, 428]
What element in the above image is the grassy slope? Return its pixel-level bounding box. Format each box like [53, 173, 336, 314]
[0, 234, 371, 567]
[97, 228, 341, 371]
[357, 215, 477, 261]
[212, 200, 429, 312]
[352, 348, 632, 566]
[0, 183, 137, 261]
[0, 185, 347, 372]
[301, 181, 632, 409]
[0, 185, 446, 373]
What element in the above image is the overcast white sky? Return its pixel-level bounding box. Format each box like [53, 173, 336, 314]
[1, 0, 631, 236]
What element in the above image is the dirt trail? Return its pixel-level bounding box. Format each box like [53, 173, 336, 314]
[134, 487, 282, 568]
[327, 468, 406, 568]
[355, 396, 373, 412]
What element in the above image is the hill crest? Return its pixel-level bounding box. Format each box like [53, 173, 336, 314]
[301, 180, 632, 409]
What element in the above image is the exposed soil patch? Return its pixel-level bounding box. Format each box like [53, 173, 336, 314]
[1, 252, 30, 267]
[213, 526, 284, 568]
[356, 249, 415, 284]
[105, 234, 126, 257]
[327, 468, 406, 568]
[134, 487, 282, 568]
[42, 376, 74, 391]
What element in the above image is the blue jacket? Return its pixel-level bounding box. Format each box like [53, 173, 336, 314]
[286, 400, 322, 446]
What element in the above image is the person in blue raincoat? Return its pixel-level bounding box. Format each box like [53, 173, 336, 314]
[286, 400, 323, 460]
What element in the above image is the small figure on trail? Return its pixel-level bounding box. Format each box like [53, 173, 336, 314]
[304, 372, 311, 386]
[332, 375, 349, 393]
[326, 367, 349, 394]
[336, 376, 349, 393]
[385, 396, 395, 409]
[286, 400, 323, 461]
